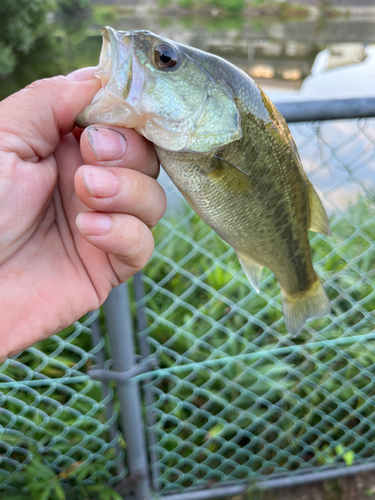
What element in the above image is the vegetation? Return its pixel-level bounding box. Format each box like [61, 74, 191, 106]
[1, 457, 122, 500]
[0, 0, 90, 78]
[171, 0, 310, 17]
[92, 5, 118, 25]
[247, 0, 309, 18]
[207, 0, 246, 15]
[0, 0, 51, 76]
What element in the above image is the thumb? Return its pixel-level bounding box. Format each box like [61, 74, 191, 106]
[0, 68, 101, 161]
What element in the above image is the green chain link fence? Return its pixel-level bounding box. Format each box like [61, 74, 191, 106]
[1, 113, 375, 498]
[134, 115, 375, 496]
[0, 311, 126, 492]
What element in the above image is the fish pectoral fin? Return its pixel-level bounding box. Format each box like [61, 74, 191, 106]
[308, 181, 332, 236]
[236, 252, 263, 292]
[281, 278, 330, 337]
[201, 155, 254, 195]
[208, 155, 252, 179]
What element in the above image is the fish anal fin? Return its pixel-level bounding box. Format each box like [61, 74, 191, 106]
[281, 278, 330, 337]
[308, 181, 332, 237]
[236, 252, 263, 292]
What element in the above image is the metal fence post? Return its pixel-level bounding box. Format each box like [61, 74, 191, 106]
[133, 272, 161, 492]
[103, 284, 150, 500]
[90, 314, 126, 478]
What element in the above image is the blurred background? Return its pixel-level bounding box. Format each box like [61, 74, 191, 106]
[1, 0, 374, 102]
[1, 2, 375, 500]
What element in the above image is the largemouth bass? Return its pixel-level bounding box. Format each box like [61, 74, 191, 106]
[77, 27, 331, 336]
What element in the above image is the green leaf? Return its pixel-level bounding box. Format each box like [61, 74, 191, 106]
[87, 485, 123, 500]
[1, 494, 30, 500]
[53, 482, 66, 500]
[343, 451, 355, 466]
[206, 422, 224, 438]
[334, 444, 344, 456]
[39, 484, 53, 500]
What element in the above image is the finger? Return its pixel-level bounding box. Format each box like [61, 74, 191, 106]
[75, 165, 166, 228]
[76, 212, 154, 282]
[80, 125, 159, 178]
[0, 73, 101, 160]
[66, 66, 98, 81]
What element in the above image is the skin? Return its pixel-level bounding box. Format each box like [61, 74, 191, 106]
[0, 68, 166, 361]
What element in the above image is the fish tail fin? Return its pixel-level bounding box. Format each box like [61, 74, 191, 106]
[281, 278, 330, 337]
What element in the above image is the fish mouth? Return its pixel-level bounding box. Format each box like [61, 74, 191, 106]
[95, 27, 132, 97]
[76, 27, 144, 128]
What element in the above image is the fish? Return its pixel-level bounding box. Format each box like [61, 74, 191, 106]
[76, 27, 331, 336]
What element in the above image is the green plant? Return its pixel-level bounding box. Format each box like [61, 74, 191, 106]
[2, 457, 122, 500]
[208, 0, 246, 14]
[92, 5, 117, 25]
[334, 445, 355, 466]
[316, 443, 356, 467]
[0, 0, 52, 76]
[158, 0, 172, 8]
[178, 0, 194, 9]
[278, 2, 309, 19]
[249, 0, 265, 6]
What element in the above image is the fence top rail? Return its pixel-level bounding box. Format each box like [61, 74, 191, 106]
[274, 96, 375, 122]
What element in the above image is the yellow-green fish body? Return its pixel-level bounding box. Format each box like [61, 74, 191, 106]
[77, 27, 331, 335]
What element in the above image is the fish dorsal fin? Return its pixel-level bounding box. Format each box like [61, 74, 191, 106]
[308, 181, 332, 237]
[236, 251, 263, 292]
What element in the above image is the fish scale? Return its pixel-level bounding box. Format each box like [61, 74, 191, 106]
[77, 27, 332, 335]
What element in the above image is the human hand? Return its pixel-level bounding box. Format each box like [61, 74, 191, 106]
[0, 68, 166, 360]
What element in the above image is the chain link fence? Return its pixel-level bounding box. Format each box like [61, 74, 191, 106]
[1, 109, 375, 499]
[135, 112, 375, 497]
[0, 312, 126, 492]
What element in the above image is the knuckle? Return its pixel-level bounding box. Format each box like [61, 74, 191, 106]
[131, 218, 146, 249]
[24, 76, 66, 94]
[131, 249, 153, 273]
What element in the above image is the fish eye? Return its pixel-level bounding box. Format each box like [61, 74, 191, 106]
[154, 43, 178, 69]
